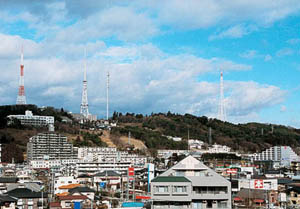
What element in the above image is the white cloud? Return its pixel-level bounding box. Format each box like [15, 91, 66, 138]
[287, 38, 300, 45]
[209, 25, 256, 40]
[0, 32, 285, 123]
[276, 48, 294, 57]
[280, 105, 287, 112]
[264, 54, 272, 61]
[239, 50, 257, 59]
[55, 6, 159, 42]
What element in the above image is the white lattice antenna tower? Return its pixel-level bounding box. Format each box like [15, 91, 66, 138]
[218, 70, 226, 121]
[80, 48, 89, 118]
[106, 71, 110, 120]
[16, 46, 26, 105]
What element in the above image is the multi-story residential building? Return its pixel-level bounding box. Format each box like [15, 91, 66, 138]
[157, 150, 189, 159]
[208, 144, 231, 153]
[7, 110, 54, 127]
[5, 188, 45, 209]
[29, 159, 78, 169]
[151, 155, 231, 209]
[76, 161, 139, 176]
[27, 133, 77, 162]
[252, 146, 300, 167]
[78, 147, 147, 166]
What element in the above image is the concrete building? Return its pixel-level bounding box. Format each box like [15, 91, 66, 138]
[208, 144, 231, 153]
[151, 155, 231, 209]
[7, 110, 54, 127]
[78, 147, 147, 166]
[27, 133, 77, 162]
[252, 146, 300, 167]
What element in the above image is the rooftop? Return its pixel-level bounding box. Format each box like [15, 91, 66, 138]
[152, 176, 191, 183]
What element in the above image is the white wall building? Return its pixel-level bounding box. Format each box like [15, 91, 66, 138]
[54, 176, 78, 194]
[7, 110, 54, 127]
[27, 133, 77, 161]
[208, 144, 231, 153]
[252, 146, 300, 167]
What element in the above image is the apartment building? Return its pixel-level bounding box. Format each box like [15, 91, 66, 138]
[7, 110, 54, 127]
[151, 155, 231, 209]
[27, 133, 77, 162]
[78, 147, 147, 166]
[252, 146, 300, 167]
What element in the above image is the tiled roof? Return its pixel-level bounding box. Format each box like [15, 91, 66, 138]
[50, 202, 61, 207]
[69, 187, 95, 194]
[5, 188, 44, 198]
[59, 184, 81, 189]
[58, 195, 88, 200]
[56, 192, 69, 197]
[152, 176, 191, 183]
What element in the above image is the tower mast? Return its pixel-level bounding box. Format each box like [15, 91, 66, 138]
[106, 71, 109, 121]
[218, 70, 226, 121]
[80, 49, 89, 118]
[17, 46, 26, 105]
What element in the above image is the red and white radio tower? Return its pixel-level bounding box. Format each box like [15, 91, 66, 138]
[16, 47, 26, 105]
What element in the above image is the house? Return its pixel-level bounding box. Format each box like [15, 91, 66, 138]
[58, 195, 90, 209]
[93, 171, 121, 191]
[76, 174, 92, 186]
[0, 195, 17, 209]
[5, 188, 45, 209]
[151, 155, 231, 209]
[0, 178, 18, 195]
[68, 187, 95, 200]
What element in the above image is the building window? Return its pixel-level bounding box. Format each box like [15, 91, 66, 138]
[173, 186, 187, 193]
[217, 201, 227, 208]
[156, 186, 168, 193]
[175, 171, 185, 176]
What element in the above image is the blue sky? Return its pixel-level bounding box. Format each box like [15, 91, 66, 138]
[1, 0, 300, 127]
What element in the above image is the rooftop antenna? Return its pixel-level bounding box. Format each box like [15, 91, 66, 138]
[217, 70, 226, 121]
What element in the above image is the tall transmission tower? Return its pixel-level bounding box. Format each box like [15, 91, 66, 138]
[16, 46, 26, 105]
[106, 71, 110, 121]
[218, 71, 226, 121]
[80, 49, 89, 118]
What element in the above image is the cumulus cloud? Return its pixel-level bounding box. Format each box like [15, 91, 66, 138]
[276, 48, 294, 57]
[239, 50, 257, 59]
[209, 25, 257, 40]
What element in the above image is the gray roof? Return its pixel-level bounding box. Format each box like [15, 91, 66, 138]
[152, 176, 190, 183]
[0, 195, 17, 203]
[69, 186, 95, 193]
[0, 177, 18, 183]
[5, 188, 44, 198]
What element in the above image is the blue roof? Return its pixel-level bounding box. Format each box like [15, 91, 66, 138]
[121, 202, 144, 207]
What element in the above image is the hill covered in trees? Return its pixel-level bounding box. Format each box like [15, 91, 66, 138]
[1, 104, 300, 163]
[111, 111, 300, 154]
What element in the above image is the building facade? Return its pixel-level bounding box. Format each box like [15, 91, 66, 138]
[7, 110, 54, 127]
[27, 133, 77, 162]
[252, 146, 300, 167]
[151, 156, 231, 209]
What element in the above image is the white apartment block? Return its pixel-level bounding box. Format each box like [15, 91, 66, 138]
[188, 139, 204, 150]
[27, 133, 77, 161]
[76, 161, 144, 176]
[78, 147, 147, 166]
[7, 110, 54, 127]
[30, 159, 78, 169]
[157, 149, 189, 159]
[252, 146, 300, 167]
[208, 144, 231, 153]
